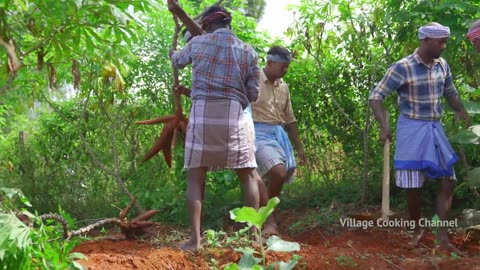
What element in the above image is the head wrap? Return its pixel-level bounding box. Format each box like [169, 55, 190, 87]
[467, 28, 480, 43]
[201, 11, 231, 28]
[266, 54, 292, 63]
[418, 23, 450, 40]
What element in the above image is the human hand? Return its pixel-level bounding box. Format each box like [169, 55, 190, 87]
[174, 85, 191, 97]
[298, 149, 307, 166]
[380, 126, 392, 144]
[167, 0, 181, 13]
[455, 110, 471, 128]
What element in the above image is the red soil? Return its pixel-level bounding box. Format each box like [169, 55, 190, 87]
[72, 210, 480, 270]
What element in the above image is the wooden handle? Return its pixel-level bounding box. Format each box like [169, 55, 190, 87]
[381, 113, 390, 221]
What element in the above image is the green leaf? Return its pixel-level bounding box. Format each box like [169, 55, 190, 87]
[460, 83, 478, 93]
[71, 261, 86, 270]
[0, 188, 31, 207]
[68, 252, 88, 260]
[230, 197, 280, 229]
[234, 247, 258, 255]
[470, 125, 480, 137]
[462, 100, 480, 115]
[74, 0, 83, 9]
[466, 167, 480, 188]
[431, 214, 440, 227]
[277, 254, 302, 270]
[268, 255, 302, 270]
[0, 213, 32, 251]
[14, 0, 28, 11]
[266, 235, 300, 252]
[257, 197, 280, 223]
[450, 129, 479, 144]
[237, 253, 262, 268]
[230, 207, 260, 228]
[224, 264, 240, 270]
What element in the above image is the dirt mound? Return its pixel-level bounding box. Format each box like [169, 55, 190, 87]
[73, 239, 208, 269]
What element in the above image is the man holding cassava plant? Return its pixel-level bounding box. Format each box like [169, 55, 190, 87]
[170, 4, 261, 251]
[250, 46, 307, 236]
[369, 22, 470, 256]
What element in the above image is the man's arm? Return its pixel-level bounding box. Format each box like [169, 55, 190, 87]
[245, 46, 260, 102]
[285, 122, 307, 165]
[283, 88, 306, 165]
[369, 100, 392, 144]
[443, 62, 470, 128]
[369, 63, 405, 144]
[446, 95, 470, 128]
[170, 41, 193, 69]
[167, 0, 204, 37]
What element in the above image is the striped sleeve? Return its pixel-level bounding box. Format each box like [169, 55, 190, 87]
[369, 62, 406, 100]
[245, 45, 260, 102]
[171, 40, 193, 69]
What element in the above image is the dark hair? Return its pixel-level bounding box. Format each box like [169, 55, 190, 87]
[267, 46, 291, 59]
[201, 5, 231, 26]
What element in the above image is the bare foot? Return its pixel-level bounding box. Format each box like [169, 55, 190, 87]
[409, 228, 425, 246]
[437, 240, 467, 257]
[262, 221, 279, 237]
[176, 239, 201, 251]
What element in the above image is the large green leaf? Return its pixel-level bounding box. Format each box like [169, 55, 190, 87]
[450, 129, 479, 144]
[466, 167, 480, 188]
[224, 256, 263, 270]
[460, 83, 479, 93]
[462, 100, 480, 115]
[230, 197, 280, 229]
[266, 235, 300, 252]
[238, 253, 262, 269]
[0, 213, 32, 253]
[470, 125, 480, 137]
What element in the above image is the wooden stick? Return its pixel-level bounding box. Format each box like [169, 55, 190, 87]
[381, 113, 390, 221]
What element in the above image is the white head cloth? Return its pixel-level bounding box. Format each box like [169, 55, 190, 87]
[266, 54, 292, 63]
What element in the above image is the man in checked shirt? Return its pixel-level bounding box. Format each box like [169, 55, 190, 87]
[369, 22, 470, 256]
[170, 5, 261, 251]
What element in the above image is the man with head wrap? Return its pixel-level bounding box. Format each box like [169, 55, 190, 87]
[170, 5, 261, 251]
[251, 46, 307, 236]
[369, 22, 469, 256]
[467, 19, 480, 52]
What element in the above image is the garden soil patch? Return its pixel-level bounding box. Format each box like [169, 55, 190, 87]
[73, 209, 480, 270]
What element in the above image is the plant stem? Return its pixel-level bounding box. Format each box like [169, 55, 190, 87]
[258, 228, 266, 268]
